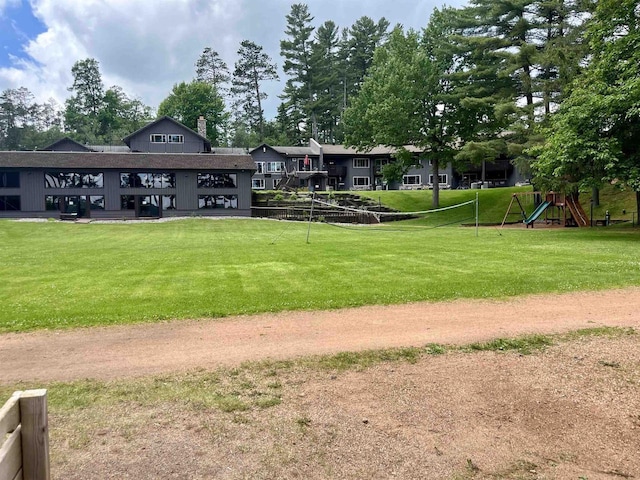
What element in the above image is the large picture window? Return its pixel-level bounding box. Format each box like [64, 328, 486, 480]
[198, 195, 238, 209]
[45, 172, 104, 189]
[0, 196, 20, 211]
[403, 175, 421, 186]
[352, 176, 370, 188]
[120, 173, 176, 188]
[267, 162, 285, 173]
[0, 172, 19, 188]
[120, 195, 176, 211]
[429, 174, 449, 185]
[197, 173, 237, 188]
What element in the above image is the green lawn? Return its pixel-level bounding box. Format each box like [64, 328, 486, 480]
[1, 214, 639, 333]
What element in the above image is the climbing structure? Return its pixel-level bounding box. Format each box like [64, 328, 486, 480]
[501, 192, 589, 228]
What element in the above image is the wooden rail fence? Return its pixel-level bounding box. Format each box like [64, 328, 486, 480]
[0, 390, 50, 480]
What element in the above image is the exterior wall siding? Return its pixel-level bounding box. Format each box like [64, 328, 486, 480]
[128, 118, 206, 153]
[0, 168, 252, 219]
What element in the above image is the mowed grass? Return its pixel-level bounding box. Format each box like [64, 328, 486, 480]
[1, 212, 640, 333]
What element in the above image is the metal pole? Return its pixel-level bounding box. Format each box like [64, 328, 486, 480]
[306, 192, 316, 244]
[475, 192, 479, 237]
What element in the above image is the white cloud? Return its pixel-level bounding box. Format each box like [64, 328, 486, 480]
[0, 0, 20, 16]
[0, 0, 244, 110]
[0, 0, 469, 118]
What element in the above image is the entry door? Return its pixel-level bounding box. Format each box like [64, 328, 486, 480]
[138, 195, 161, 218]
[64, 196, 89, 218]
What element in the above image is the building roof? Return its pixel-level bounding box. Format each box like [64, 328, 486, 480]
[321, 144, 424, 156]
[88, 145, 132, 153]
[249, 143, 319, 157]
[39, 137, 94, 152]
[212, 147, 250, 155]
[122, 116, 212, 150]
[0, 151, 256, 171]
[273, 146, 317, 156]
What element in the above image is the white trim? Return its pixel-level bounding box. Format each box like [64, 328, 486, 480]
[352, 176, 370, 190]
[429, 174, 449, 185]
[150, 134, 166, 143]
[403, 174, 422, 186]
[353, 157, 370, 169]
[267, 161, 285, 173]
[255, 162, 265, 174]
[252, 178, 265, 189]
[167, 134, 184, 143]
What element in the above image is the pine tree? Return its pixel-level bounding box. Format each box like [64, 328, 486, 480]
[195, 47, 231, 94]
[231, 40, 279, 142]
[280, 3, 316, 139]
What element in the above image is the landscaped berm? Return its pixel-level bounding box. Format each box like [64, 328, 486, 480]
[1, 189, 639, 479]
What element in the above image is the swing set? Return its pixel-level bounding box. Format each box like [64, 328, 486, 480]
[501, 192, 589, 228]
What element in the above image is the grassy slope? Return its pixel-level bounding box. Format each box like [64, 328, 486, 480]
[1, 213, 639, 332]
[357, 186, 527, 224]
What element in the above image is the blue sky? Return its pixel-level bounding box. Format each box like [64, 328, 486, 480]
[0, 0, 469, 119]
[0, 1, 45, 66]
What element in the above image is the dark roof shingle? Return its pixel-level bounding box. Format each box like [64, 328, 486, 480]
[0, 151, 256, 171]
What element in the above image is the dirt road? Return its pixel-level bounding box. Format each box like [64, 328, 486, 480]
[1, 287, 639, 384]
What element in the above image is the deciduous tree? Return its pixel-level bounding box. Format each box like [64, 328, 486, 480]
[158, 81, 227, 146]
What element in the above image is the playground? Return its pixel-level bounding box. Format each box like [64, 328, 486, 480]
[502, 191, 591, 228]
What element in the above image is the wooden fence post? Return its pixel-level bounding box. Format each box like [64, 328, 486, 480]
[19, 390, 50, 480]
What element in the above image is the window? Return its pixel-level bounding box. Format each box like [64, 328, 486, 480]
[267, 162, 285, 173]
[89, 196, 105, 210]
[353, 176, 370, 187]
[252, 178, 265, 189]
[198, 195, 238, 209]
[374, 159, 389, 174]
[45, 172, 104, 189]
[121, 195, 135, 210]
[162, 195, 177, 210]
[429, 174, 449, 185]
[120, 173, 176, 188]
[150, 134, 167, 143]
[197, 173, 237, 188]
[0, 196, 20, 211]
[403, 175, 421, 185]
[0, 172, 19, 188]
[167, 134, 184, 143]
[353, 158, 370, 169]
[255, 162, 265, 174]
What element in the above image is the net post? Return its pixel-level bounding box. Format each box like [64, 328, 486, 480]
[475, 192, 479, 237]
[306, 192, 315, 244]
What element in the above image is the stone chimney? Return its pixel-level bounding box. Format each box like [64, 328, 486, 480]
[197, 115, 206, 137]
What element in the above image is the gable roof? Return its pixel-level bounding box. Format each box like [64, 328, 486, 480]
[122, 116, 211, 150]
[39, 137, 94, 152]
[249, 143, 318, 157]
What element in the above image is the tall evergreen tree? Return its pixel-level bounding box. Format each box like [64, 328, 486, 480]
[310, 20, 342, 143]
[195, 47, 231, 93]
[65, 58, 105, 141]
[532, 0, 640, 214]
[280, 3, 317, 140]
[231, 40, 279, 142]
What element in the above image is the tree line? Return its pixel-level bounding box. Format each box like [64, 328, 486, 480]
[0, 0, 637, 214]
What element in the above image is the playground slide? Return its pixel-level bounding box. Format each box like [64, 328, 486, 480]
[566, 196, 589, 227]
[524, 200, 552, 225]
